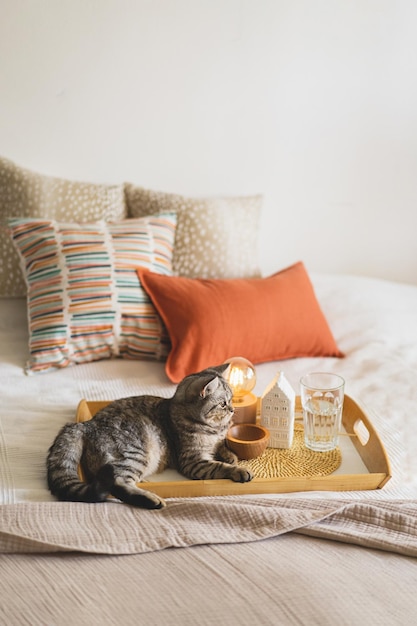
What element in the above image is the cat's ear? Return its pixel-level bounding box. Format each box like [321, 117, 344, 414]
[211, 363, 231, 379]
[200, 376, 220, 398]
[199, 364, 231, 396]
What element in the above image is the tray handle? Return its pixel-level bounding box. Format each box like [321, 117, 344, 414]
[342, 395, 391, 484]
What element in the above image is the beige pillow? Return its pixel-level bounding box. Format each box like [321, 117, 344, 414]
[0, 156, 126, 296]
[124, 184, 263, 279]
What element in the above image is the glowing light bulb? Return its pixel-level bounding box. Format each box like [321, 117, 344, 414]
[225, 356, 256, 403]
[223, 357, 257, 426]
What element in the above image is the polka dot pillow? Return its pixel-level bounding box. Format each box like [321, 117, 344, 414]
[124, 184, 263, 279]
[0, 156, 126, 297]
[8, 214, 176, 374]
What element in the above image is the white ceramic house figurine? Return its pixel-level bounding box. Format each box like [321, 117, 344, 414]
[260, 372, 295, 449]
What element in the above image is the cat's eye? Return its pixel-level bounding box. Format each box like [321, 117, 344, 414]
[220, 401, 227, 408]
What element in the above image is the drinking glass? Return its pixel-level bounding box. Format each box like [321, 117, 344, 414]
[300, 373, 345, 452]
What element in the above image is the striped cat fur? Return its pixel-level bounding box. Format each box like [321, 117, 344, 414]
[47, 364, 253, 509]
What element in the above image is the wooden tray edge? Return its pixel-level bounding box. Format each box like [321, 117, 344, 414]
[341, 395, 392, 479]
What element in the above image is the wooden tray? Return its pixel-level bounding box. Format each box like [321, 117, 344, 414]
[76, 394, 391, 497]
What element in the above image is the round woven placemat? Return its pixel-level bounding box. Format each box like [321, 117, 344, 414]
[237, 424, 341, 478]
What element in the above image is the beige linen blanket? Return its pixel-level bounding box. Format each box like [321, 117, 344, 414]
[1, 497, 416, 557]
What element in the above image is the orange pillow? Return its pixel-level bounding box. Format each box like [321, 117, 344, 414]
[138, 262, 343, 383]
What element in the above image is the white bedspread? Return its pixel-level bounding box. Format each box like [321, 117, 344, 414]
[1, 272, 417, 505]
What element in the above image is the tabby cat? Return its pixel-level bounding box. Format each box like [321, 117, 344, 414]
[47, 363, 253, 509]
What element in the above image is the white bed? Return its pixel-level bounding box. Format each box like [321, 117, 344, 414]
[1, 270, 417, 625]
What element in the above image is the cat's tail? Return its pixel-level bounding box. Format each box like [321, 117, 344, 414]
[47, 422, 109, 503]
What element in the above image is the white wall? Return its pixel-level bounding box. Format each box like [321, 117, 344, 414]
[1, 0, 416, 284]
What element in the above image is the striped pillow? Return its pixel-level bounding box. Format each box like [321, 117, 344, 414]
[8, 214, 176, 374]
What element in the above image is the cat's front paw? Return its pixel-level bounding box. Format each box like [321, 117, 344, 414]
[218, 449, 239, 465]
[215, 441, 238, 465]
[230, 466, 253, 483]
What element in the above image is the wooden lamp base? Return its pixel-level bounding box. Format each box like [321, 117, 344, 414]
[232, 393, 258, 424]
